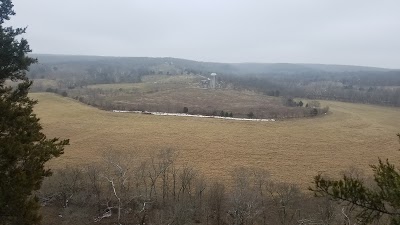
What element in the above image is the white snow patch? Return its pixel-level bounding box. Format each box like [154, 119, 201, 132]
[112, 110, 276, 122]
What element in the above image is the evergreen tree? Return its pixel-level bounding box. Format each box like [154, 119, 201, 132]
[310, 134, 400, 225]
[0, 1, 69, 224]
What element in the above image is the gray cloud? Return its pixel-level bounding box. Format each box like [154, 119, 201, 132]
[9, 0, 400, 68]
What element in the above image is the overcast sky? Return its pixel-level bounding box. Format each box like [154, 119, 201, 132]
[8, 0, 400, 68]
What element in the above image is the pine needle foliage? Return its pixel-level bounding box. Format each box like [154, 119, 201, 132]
[311, 134, 400, 225]
[0, 1, 69, 224]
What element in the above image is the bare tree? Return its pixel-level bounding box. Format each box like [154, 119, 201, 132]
[253, 168, 270, 225]
[229, 167, 260, 225]
[266, 182, 301, 225]
[207, 181, 226, 225]
[148, 153, 162, 199]
[43, 167, 83, 208]
[102, 149, 133, 224]
[158, 148, 178, 205]
[86, 164, 104, 213]
[133, 161, 149, 199]
[178, 164, 197, 201]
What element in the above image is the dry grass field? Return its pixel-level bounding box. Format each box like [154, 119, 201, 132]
[87, 74, 200, 90]
[31, 92, 400, 188]
[71, 75, 311, 118]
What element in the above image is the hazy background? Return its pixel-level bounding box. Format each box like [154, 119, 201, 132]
[9, 0, 400, 68]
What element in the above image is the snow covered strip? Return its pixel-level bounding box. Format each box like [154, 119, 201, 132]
[112, 110, 275, 122]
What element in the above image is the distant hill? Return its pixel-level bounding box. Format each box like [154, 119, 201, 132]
[232, 62, 391, 75]
[30, 54, 394, 77]
[27, 54, 400, 107]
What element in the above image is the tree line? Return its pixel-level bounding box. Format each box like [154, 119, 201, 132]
[38, 140, 400, 225]
[219, 73, 400, 107]
[37, 149, 345, 225]
[28, 54, 400, 107]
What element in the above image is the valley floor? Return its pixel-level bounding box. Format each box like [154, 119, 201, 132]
[32, 93, 400, 187]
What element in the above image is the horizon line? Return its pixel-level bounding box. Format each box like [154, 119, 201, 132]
[29, 53, 399, 70]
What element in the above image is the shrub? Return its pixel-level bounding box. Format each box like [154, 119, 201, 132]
[310, 108, 318, 116]
[247, 112, 255, 119]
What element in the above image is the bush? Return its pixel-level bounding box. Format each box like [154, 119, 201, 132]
[45, 88, 58, 93]
[310, 108, 318, 116]
[247, 112, 254, 119]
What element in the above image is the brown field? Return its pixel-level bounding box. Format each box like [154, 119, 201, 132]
[87, 74, 201, 90]
[32, 92, 400, 188]
[70, 75, 312, 118]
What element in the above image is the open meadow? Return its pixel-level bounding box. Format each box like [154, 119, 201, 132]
[65, 75, 325, 118]
[32, 92, 400, 188]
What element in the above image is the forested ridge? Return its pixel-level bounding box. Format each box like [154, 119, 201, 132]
[29, 54, 400, 106]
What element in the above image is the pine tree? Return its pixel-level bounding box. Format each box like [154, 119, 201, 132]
[0, 1, 69, 224]
[310, 134, 400, 225]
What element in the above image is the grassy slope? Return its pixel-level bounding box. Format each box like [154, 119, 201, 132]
[74, 75, 294, 118]
[32, 93, 400, 188]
